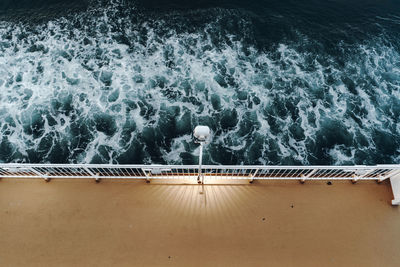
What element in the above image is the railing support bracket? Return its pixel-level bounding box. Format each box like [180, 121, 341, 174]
[143, 169, 151, 183]
[300, 174, 306, 184]
[44, 172, 50, 182]
[95, 173, 100, 183]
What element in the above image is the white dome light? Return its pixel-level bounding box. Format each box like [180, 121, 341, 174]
[193, 125, 211, 143]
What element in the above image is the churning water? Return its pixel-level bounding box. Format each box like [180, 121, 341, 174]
[0, 0, 399, 164]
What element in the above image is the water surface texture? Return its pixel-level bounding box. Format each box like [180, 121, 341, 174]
[0, 0, 399, 164]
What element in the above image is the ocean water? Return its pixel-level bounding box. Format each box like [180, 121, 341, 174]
[0, 0, 399, 165]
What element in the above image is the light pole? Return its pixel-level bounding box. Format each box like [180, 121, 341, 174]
[193, 125, 211, 184]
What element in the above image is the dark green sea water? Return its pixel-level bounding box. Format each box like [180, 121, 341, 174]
[0, 0, 399, 165]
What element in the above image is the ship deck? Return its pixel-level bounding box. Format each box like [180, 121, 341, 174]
[1, 178, 400, 266]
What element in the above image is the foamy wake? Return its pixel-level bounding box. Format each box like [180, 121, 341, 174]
[0, 0, 399, 164]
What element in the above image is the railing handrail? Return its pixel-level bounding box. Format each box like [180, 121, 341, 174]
[0, 163, 399, 169]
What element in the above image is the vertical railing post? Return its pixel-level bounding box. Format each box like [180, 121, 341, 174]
[44, 172, 50, 182]
[300, 174, 306, 184]
[84, 167, 100, 183]
[143, 168, 151, 183]
[390, 173, 400, 205]
[249, 169, 259, 184]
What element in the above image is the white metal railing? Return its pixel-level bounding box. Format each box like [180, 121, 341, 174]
[0, 164, 399, 182]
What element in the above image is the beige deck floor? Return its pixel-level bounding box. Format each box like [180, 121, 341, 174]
[0, 178, 399, 267]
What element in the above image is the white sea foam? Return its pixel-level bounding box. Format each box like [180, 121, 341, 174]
[0, 0, 398, 164]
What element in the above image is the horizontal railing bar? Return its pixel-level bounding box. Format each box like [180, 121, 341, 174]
[1, 164, 400, 169]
